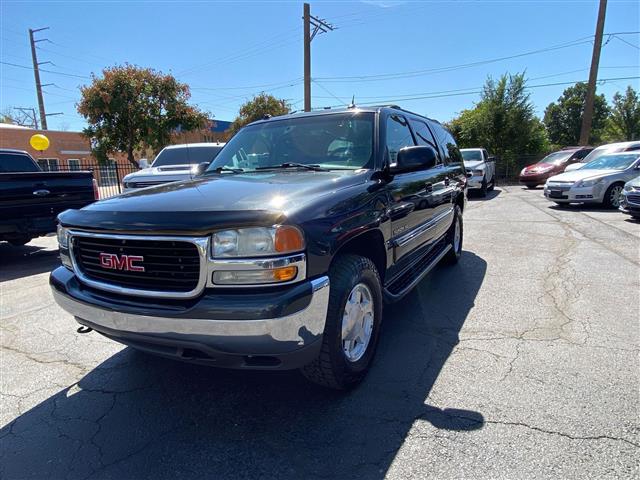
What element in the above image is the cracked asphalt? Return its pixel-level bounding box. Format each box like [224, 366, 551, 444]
[1, 186, 638, 479]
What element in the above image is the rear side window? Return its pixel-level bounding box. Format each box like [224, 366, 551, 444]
[386, 114, 415, 165]
[429, 122, 462, 165]
[0, 153, 40, 172]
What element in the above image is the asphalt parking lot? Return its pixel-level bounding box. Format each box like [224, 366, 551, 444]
[1, 186, 638, 479]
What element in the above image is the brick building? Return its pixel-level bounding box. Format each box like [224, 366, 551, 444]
[0, 120, 231, 196]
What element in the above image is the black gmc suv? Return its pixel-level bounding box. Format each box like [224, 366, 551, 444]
[50, 106, 467, 389]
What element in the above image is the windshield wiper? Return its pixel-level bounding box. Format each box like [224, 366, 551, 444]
[211, 166, 244, 174]
[255, 162, 328, 172]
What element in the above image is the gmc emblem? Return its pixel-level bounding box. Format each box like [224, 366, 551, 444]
[99, 253, 145, 272]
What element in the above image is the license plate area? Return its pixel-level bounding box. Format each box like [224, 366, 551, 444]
[549, 190, 563, 198]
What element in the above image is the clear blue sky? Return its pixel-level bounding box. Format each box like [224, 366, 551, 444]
[1, 0, 638, 132]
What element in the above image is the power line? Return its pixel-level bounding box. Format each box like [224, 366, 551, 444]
[0, 61, 90, 79]
[315, 76, 640, 109]
[316, 36, 596, 83]
[176, 29, 301, 77]
[611, 34, 640, 50]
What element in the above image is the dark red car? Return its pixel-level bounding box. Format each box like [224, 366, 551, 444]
[519, 147, 593, 188]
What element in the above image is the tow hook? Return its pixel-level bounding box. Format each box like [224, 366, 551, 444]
[77, 326, 93, 334]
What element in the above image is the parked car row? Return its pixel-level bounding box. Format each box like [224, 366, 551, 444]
[512, 140, 640, 219]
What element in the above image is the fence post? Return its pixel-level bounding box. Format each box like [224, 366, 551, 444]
[115, 162, 121, 194]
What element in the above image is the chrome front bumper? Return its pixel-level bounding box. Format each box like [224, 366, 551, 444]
[52, 274, 330, 364]
[467, 175, 484, 189]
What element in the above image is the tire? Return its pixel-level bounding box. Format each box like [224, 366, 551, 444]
[480, 177, 488, 197]
[488, 175, 495, 192]
[8, 236, 32, 246]
[443, 205, 463, 265]
[603, 183, 624, 209]
[525, 184, 538, 190]
[301, 255, 383, 390]
[554, 202, 569, 208]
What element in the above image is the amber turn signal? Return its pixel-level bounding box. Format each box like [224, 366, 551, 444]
[274, 226, 305, 253]
[272, 266, 298, 282]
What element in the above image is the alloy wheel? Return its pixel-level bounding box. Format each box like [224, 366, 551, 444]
[341, 283, 374, 362]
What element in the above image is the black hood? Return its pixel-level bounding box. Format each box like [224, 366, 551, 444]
[59, 170, 369, 234]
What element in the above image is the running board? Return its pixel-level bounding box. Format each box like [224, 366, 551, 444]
[383, 242, 452, 303]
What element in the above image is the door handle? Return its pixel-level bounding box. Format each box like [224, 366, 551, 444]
[33, 189, 50, 196]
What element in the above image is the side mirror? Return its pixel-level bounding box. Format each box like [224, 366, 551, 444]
[389, 146, 437, 175]
[488, 156, 497, 163]
[138, 158, 149, 169]
[194, 162, 210, 176]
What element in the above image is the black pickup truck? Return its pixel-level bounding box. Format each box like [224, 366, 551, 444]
[0, 149, 96, 246]
[50, 106, 467, 389]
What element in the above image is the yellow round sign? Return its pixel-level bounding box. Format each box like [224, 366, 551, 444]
[29, 134, 50, 152]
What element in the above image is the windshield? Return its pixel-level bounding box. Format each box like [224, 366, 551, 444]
[0, 153, 40, 172]
[461, 150, 482, 161]
[152, 145, 223, 167]
[537, 151, 572, 165]
[581, 153, 639, 170]
[579, 145, 622, 164]
[207, 112, 374, 173]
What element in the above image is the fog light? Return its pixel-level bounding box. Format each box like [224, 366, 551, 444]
[212, 266, 298, 285]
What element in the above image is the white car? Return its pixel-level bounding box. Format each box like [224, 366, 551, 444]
[460, 148, 496, 196]
[563, 140, 640, 172]
[122, 143, 225, 192]
[544, 152, 640, 208]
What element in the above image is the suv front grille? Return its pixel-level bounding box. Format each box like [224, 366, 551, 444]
[72, 236, 201, 293]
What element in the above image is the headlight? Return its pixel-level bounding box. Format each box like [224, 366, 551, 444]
[624, 184, 633, 192]
[576, 178, 604, 188]
[57, 225, 69, 248]
[212, 226, 304, 258]
[472, 169, 484, 176]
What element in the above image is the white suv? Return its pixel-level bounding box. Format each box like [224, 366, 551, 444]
[122, 143, 225, 192]
[460, 148, 496, 197]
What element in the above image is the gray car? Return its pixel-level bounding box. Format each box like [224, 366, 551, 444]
[619, 175, 640, 219]
[544, 152, 640, 208]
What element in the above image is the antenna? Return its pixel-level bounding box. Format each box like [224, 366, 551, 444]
[348, 95, 356, 109]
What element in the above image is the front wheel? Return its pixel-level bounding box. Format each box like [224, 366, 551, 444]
[603, 183, 624, 209]
[443, 205, 463, 265]
[301, 255, 383, 390]
[488, 175, 495, 191]
[480, 177, 488, 197]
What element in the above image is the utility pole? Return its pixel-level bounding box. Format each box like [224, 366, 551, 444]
[302, 3, 334, 112]
[579, 0, 607, 145]
[29, 27, 50, 130]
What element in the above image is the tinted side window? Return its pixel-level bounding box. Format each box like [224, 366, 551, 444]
[428, 122, 462, 164]
[0, 153, 40, 172]
[386, 114, 415, 164]
[409, 119, 437, 148]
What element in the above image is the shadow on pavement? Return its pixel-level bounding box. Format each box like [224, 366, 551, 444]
[548, 203, 617, 213]
[468, 189, 502, 201]
[0, 242, 60, 283]
[0, 252, 487, 479]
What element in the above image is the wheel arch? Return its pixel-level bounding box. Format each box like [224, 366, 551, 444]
[330, 229, 387, 283]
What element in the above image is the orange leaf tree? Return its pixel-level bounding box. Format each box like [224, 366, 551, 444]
[78, 64, 208, 167]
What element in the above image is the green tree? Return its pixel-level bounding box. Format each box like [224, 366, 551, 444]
[77, 64, 207, 167]
[228, 93, 290, 136]
[543, 82, 609, 146]
[605, 86, 640, 141]
[447, 73, 548, 158]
